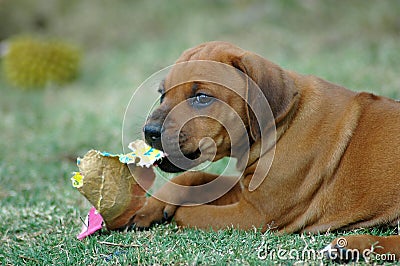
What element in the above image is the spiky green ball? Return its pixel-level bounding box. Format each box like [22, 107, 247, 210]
[2, 36, 81, 89]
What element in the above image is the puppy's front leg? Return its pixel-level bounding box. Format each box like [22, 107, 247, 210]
[174, 198, 265, 231]
[133, 172, 240, 228]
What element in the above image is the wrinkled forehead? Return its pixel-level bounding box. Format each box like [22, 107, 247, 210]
[164, 60, 247, 96]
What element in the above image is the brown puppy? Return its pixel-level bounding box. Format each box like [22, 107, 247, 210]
[133, 41, 400, 260]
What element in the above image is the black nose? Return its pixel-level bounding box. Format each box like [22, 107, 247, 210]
[144, 124, 162, 149]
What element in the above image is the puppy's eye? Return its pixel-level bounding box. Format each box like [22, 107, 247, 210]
[157, 82, 165, 104]
[191, 93, 214, 107]
[159, 93, 165, 104]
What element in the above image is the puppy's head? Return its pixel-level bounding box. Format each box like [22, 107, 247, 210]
[144, 41, 298, 173]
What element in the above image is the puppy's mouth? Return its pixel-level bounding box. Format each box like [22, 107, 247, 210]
[154, 149, 202, 173]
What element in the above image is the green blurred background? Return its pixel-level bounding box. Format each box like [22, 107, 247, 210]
[1, 0, 399, 264]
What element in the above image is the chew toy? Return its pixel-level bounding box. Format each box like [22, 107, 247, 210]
[71, 140, 164, 237]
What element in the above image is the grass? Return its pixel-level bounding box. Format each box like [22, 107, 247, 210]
[1, 0, 400, 264]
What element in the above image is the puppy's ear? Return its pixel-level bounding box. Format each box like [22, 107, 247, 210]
[232, 52, 298, 141]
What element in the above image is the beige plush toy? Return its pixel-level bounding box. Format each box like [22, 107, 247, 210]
[71, 140, 164, 231]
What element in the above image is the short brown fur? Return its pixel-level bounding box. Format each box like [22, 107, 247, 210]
[134, 41, 400, 259]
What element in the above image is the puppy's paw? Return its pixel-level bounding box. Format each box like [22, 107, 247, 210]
[132, 197, 177, 229]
